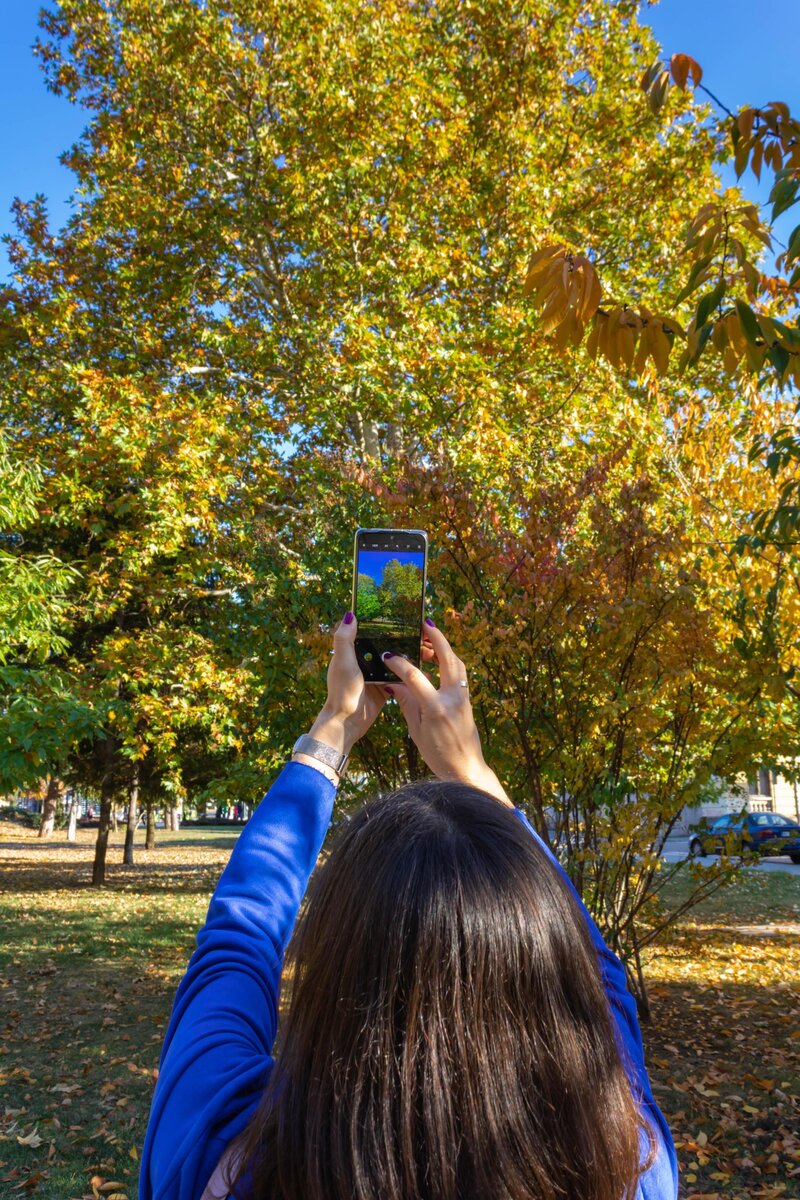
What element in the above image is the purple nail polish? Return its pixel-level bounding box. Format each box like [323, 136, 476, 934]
[343, 611, 354, 625]
[425, 617, 436, 627]
[381, 651, 395, 660]
[384, 686, 395, 696]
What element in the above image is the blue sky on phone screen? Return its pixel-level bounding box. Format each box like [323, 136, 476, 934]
[357, 550, 425, 586]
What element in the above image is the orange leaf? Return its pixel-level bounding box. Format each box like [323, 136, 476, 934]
[670, 53, 702, 90]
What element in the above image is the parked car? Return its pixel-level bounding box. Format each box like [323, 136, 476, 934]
[689, 812, 800, 863]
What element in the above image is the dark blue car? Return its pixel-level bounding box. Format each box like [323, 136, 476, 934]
[689, 812, 800, 863]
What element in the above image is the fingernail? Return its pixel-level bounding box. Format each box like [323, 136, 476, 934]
[424, 617, 436, 627]
[383, 686, 394, 696]
[343, 611, 354, 625]
[381, 651, 395, 660]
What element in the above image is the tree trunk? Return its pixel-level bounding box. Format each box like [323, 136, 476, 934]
[66, 791, 78, 843]
[38, 777, 60, 839]
[123, 764, 139, 866]
[111, 806, 118, 834]
[628, 945, 651, 1024]
[92, 767, 115, 887]
[169, 803, 181, 831]
[145, 796, 156, 849]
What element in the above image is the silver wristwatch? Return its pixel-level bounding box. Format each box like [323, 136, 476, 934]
[292, 734, 349, 778]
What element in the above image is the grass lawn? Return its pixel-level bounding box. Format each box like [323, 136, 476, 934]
[1, 821, 799, 1199]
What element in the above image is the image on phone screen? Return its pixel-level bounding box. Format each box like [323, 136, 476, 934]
[353, 530, 427, 682]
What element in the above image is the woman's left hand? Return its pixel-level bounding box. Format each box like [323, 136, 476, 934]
[306, 612, 387, 757]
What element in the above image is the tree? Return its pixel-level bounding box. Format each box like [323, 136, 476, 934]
[2, 0, 796, 966]
[0, 435, 77, 667]
[354, 450, 796, 1015]
[520, 53, 800, 557]
[355, 573, 381, 621]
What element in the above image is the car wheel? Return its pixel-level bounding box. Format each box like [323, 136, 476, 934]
[689, 838, 705, 858]
[790, 853, 800, 865]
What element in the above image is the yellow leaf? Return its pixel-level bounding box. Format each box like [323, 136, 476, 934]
[17, 1127, 44, 1148]
[523, 245, 564, 295]
[574, 256, 602, 321]
[737, 108, 755, 138]
[751, 136, 764, 180]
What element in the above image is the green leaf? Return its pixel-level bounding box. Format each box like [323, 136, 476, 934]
[767, 343, 790, 382]
[695, 280, 726, 329]
[674, 254, 713, 305]
[734, 299, 761, 347]
[687, 320, 715, 364]
[784, 223, 800, 266]
[772, 182, 800, 222]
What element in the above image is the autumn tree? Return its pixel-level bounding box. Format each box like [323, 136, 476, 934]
[2, 0, 797, 977]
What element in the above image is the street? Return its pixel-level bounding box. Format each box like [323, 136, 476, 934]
[662, 835, 800, 876]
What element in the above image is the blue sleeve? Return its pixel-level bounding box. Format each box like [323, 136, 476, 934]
[514, 809, 678, 1200]
[139, 762, 336, 1200]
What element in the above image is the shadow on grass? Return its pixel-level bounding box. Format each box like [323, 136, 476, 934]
[0, 859, 226, 896]
[0, 831, 241, 853]
[0, 904, 205, 964]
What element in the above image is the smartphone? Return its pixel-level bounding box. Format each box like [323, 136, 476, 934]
[352, 528, 428, 683]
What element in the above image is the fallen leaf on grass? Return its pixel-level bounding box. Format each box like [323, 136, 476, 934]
[13, 1171, 47, 1192]
[16, 1128, 44, 1148]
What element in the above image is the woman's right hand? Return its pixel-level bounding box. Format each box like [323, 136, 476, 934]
[380, 622, 512, 807]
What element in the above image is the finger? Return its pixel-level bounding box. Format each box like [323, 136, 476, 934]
[420, 620, 466, 689]
[381, 652, 439, 702]
[331, 614, 357, 652]
[329, 612, 358, 673]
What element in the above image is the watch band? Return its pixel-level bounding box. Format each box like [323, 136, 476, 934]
[292, 734, 349, 778]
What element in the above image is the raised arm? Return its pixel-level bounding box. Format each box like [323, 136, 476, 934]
[139, 612, 389, 1200]
[139, 761, 336, 1200]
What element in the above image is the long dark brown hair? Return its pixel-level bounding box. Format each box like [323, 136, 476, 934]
[226, 780, 653, 1200]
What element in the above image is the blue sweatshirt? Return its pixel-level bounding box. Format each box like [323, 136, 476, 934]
[139, 762, 678, 1200]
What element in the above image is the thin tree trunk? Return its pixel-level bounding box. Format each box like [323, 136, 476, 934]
[38, 777, 60, 839]
[628, 943, 651, 1024]
[123, 764, 139, 866]
[169, 803, 181, 831]
[111, 806, 118, 834]
[92, 744, 116, 887]
[66, 791, 78, 843]
[145, 795, 156, 850]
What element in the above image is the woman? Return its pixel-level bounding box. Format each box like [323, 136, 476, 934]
[139, 615, 677, 1200]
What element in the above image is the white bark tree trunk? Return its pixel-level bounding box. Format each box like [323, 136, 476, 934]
[66, 792, 78, 843]
[38, 777, 60, 839]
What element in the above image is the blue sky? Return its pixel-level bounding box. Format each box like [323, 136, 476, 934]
[1, 0, 798, 276]
[357, 550, 425, 587]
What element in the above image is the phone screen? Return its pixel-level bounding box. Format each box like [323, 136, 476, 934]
[353, 529, 427, 682]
